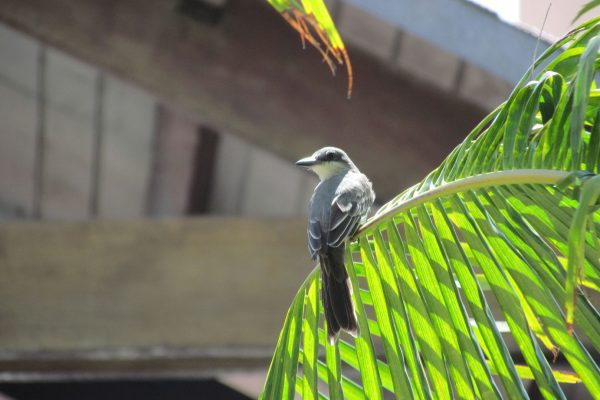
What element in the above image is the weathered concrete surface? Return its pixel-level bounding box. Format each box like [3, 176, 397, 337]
[0, 25, 38, 218]
[0, 218, 312, 366]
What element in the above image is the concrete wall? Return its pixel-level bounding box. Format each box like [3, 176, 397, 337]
[148, 106, 318, 218]
[0, 24, 38, 219]
[0, 24, 157, 221]
[0, 23, 317, 221]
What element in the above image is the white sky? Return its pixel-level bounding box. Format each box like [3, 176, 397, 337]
[469, 0, 521, 23]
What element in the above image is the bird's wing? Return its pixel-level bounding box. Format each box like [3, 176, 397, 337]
[327, 173, 373, 248]
[308, 195, 356, 258]
[308, 212, 322, 259]
[308, 173, 374, 258]
[326, 192, 364, 248]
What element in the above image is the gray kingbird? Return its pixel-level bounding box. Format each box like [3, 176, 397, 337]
[296, 146, 375, 344]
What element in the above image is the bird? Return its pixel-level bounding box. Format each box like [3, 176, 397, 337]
[296, 146, 375, 344]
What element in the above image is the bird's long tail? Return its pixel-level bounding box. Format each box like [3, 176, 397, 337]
[319, 246, 359, 344]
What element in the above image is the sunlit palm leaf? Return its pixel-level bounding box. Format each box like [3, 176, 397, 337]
[261, 14, 600, 400]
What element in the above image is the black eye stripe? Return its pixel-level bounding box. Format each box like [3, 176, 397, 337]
[317, 150, 344, 162]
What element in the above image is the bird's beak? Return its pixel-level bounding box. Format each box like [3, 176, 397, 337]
[295, 156, 317, 167]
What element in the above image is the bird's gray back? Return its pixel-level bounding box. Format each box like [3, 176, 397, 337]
[310, 174, 342, 221]
[307, 170, 374, 259]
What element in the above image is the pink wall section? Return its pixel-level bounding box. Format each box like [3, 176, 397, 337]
[521, 0, 600, 37]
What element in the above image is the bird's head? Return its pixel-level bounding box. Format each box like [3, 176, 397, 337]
[295, 147, 356, 180]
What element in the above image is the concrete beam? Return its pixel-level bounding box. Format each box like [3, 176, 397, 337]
[345, 0, 550, 84]
[0, 217, 312, 377]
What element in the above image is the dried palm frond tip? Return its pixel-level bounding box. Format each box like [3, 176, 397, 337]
[268, 0, 353, 98]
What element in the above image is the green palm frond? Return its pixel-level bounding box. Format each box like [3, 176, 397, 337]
[261, 14, 600, 400]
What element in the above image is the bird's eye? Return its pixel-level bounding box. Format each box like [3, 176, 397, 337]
[325, 151, 336, 161]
